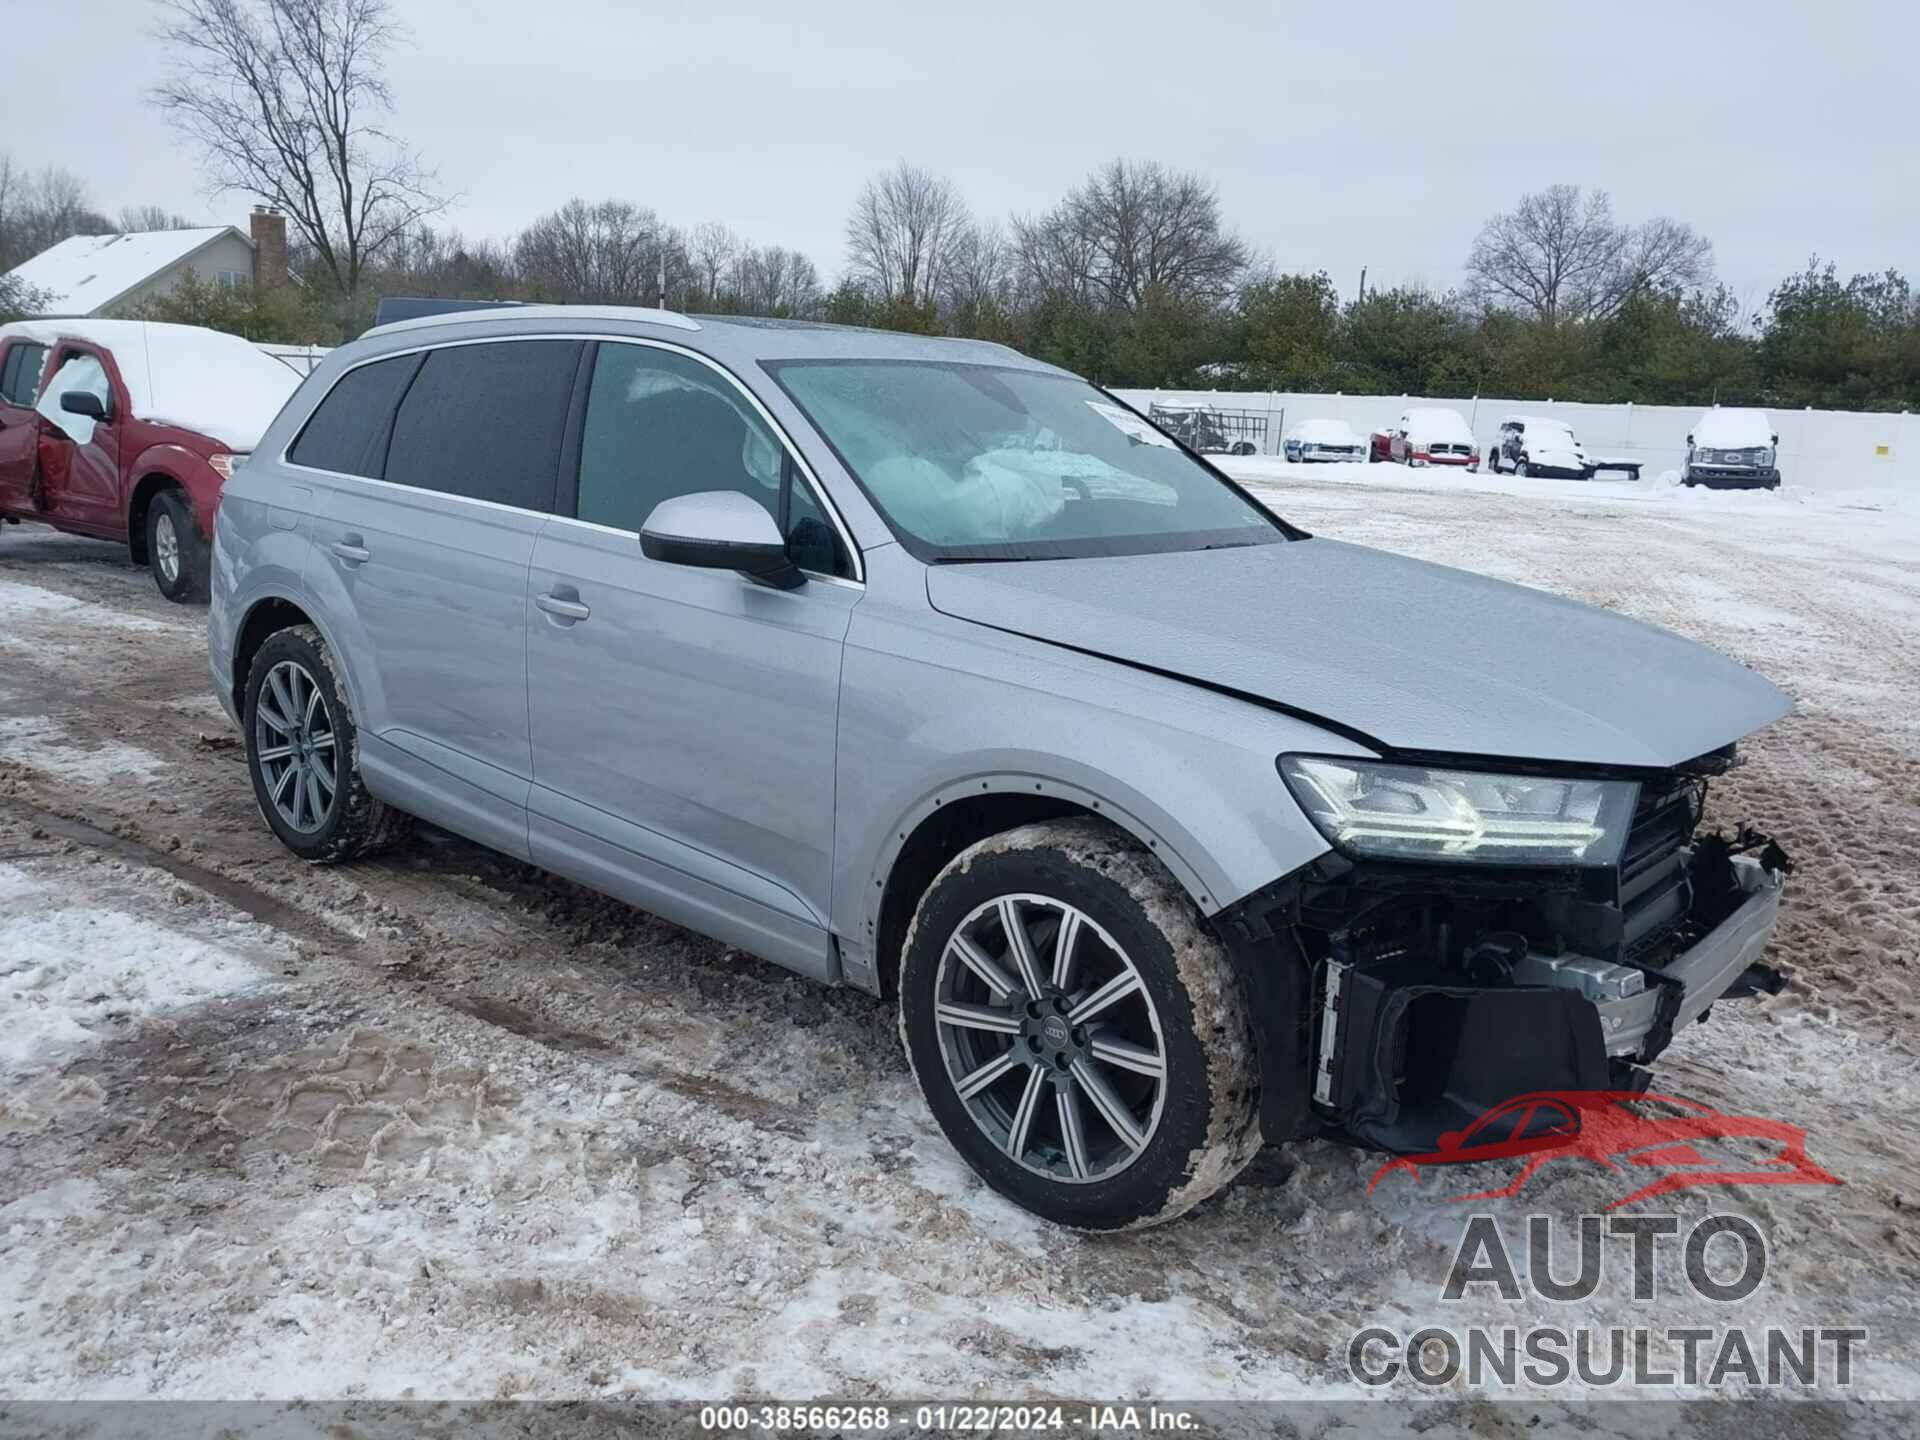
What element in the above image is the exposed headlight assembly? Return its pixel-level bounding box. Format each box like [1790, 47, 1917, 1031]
[1278, 755, 1639, 867]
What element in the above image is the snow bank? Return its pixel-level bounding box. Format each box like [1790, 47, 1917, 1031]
[0, 882, 282, 1072]
[0, 319, 300, 451]
[1220, 454, 1920, 527]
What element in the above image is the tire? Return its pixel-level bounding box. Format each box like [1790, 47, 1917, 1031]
[898, 818, 1261, 1230]
[147, 489, 206, 602]
[1514, 459, 1530, 478]
[243, 624, 411, 864]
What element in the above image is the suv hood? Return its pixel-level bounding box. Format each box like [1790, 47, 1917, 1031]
[925, 539, 1789, 769]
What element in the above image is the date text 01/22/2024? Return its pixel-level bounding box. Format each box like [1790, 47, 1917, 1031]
[697, 1405, 1202, 1432]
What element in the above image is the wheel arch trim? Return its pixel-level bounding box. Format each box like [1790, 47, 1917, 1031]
[862, 769, 1220, 943]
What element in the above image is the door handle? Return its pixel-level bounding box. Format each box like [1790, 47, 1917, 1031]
[330, 535, 370, 566]
[535, 590, 591, 623]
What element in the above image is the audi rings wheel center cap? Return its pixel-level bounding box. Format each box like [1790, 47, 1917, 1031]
[1040, 1015, 1071, 1048]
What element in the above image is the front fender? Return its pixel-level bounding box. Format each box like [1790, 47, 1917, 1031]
[129, 442, 221, 535]
[831, 582, 1372, 952]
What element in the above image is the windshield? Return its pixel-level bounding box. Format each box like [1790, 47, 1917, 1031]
[767, 360, 1287, 561]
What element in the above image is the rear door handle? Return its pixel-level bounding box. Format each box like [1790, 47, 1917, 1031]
[535, 589, 591, 623]
[330, 535, 370, 565]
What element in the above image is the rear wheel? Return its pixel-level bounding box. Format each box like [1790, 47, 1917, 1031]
[898, 818, 1261, 1230]
[147, 489, 205, 602]
[1514, 458, 1530, 477]
[243, 625, 411, 863]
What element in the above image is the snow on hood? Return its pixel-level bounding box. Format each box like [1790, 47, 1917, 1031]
[1693, 408, 1775, 449]
[1288, 419, 1364, 447]
[1402, 407, 1474, 445]
[926, 540, 1790, 769]
[0, 319, 300, 452]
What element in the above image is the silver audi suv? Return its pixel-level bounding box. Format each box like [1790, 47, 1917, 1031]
[209, 306, 1795, 1228]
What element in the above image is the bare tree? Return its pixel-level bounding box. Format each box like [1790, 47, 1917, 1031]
[1013, 160, 1248, 313]
[151, 0, 445, 296]
[1465, 184, 1714, 325]
[941, 221, 1014, 316]
[687, 221, 738, 304]
[117, 204, 205, 232]
[728, 244, 821, 316]
[845, 161, 969, 308]
[513, 198, 678, 304]
[0, 159, 115, 268]
[1009, 203, 1102, 306]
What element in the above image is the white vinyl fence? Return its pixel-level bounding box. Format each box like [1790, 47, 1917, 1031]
[1115, 388, 1916, 492]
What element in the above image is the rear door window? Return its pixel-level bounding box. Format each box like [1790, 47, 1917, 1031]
[384, 339, 582, 512]
[0, 342, 49, 407]
[287, 353, 423, 476]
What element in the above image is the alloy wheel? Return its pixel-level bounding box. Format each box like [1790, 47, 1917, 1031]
[253, 659, 338, 833]
[155, 511, 180, 584]
[934, 893, 1167, 1184]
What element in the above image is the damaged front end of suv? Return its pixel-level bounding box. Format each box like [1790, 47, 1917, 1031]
[1220, 746, 1791, 1152]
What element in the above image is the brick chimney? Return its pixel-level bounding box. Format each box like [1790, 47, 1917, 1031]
[250, 205, 289, 289]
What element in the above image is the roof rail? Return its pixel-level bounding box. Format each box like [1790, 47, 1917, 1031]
[366, 298, 700, 336]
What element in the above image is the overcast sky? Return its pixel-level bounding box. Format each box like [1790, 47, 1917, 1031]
[4, 0, 1913, 313]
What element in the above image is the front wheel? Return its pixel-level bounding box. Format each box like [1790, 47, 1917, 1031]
[1514, 459, 1530, 477]
[147, 490, 205, 602]
[898, 819, 1261, 1230]
[243, 624, 411, 863]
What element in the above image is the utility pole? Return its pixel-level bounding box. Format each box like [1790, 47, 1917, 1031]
[1358, 267, 1368, 304]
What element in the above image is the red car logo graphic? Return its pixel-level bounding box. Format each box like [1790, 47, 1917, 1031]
[1366, 1090, 1842, 1210]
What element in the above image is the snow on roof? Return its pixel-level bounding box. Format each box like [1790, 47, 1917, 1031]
[1287, 418, 1363, 445]
[1693, 408, 1775, 448]
[1402, 407, 1474, 443]
[4, 228, 246, 316]
[1, 319, 300, 451]
[1505, 414, 1575, 436]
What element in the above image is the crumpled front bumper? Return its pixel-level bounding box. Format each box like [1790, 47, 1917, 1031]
[1592, 855, 1784, 1058]
[1305, 853, 1788, 1154]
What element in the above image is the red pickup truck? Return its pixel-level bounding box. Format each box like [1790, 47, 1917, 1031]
[0, 320, 300, 600]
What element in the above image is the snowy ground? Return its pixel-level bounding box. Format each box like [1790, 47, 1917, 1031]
[1, 462, 1918, 1420]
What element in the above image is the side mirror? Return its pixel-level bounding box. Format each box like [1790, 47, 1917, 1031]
[640, 491, 803, 590]
[1685, 434, 1694, 445]
[60, 390, 108, 421]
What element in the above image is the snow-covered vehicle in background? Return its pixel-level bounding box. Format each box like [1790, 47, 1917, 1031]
[1491, 415, 1592, 479]
[1388, 407, 1480, 470]
[1685, 408, 1781, 490]
[1283, 418, 1367, 464]
[1146, 402, 1263, 456]
[0, 320, 300, 600]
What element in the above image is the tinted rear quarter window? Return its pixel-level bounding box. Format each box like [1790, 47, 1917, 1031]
[384, 339, 582, 511]
[287, 353, 422, 476]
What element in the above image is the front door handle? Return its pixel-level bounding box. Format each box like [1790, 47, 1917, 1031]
[535, 589, 591, 623]
[330, 535, 370, 565]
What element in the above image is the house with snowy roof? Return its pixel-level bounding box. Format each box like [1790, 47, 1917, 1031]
[3, 206, 290, 318]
